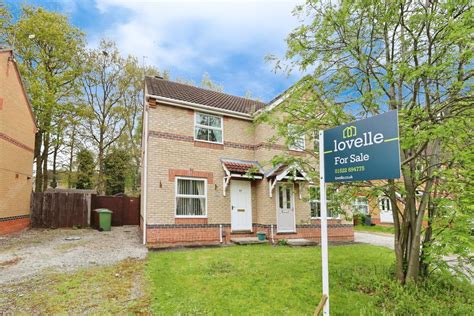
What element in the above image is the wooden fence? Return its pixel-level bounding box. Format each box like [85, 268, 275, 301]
[31, 191, 140, 229]
[31, 192, 90, 228]
[91, 195, 140, 227]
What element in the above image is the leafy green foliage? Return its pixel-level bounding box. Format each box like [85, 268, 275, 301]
[0, 1, 10, 46]
[104, 148, 131, 195]
[263, 0, 473, 283]
[75, 149, 95, 190]
[7, 5, 85, 192]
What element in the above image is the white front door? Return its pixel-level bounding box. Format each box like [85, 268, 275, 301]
[230, 180, 252, 231]
[276, 184, 296, 232]
[379, 197, 394, 223]
[380, 209, 394, 223]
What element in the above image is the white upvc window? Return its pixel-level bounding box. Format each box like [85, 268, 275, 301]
[352, 197, 369, 215]
[288, 124, 305, 151]
[378, 196, 392, 212]
[175, 177, 207, 217]
[309, 186, 335, 218]
[194, 112, 223, 144]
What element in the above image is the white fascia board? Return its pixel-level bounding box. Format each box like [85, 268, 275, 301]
[257, 92, 289, 115]
[146, 93, 253, 121]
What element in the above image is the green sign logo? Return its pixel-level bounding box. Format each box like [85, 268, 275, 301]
[343, 126, 356, 138]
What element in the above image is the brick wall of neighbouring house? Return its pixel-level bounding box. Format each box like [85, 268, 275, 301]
[0, 215, 30, 235]
[146, 222, 354, 246]
[0, 51, 35, 230]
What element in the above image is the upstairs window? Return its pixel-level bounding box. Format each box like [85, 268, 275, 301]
[176, 177, 207, 217]
[288, 124, 305, 151]
[352, 197, 369, 215]
[195, 112, 223, 144]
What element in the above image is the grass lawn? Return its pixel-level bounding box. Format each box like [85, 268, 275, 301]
[0, 259, 150, 314]
[146, 244, 473, 315]
[354, 224, 395, 234]
[2, 244, 472, 314]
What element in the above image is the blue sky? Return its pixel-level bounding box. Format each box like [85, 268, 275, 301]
[6, 0, 305, 102]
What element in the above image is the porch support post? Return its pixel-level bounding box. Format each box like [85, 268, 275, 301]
[223, 176, 231, 196]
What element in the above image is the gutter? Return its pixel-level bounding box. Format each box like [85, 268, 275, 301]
[145, 93, 254, 121]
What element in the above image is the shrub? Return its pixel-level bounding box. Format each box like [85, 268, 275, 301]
[344, 265, 473, 315]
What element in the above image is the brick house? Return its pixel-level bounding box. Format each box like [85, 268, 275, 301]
[140, 76, 354, 246]
[0, 49, 36, 235]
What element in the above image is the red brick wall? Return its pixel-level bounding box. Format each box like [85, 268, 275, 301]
[0, 217, 30, 235]
[146, 224, 354, 246]
[168, 168, 214, 184]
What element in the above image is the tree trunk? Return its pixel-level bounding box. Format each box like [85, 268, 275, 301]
[34, 131, 43, 192]
[51, 141, 58, 189]
[42, 131, 50, 192]
[67, 126, 76, 188]
[97, 134, 104, 195]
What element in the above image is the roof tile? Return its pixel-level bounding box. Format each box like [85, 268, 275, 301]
[145, 76, 266, 114]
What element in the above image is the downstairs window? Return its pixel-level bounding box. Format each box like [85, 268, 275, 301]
[176, 177, 207, 217]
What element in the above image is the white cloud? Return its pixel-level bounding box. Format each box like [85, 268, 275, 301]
[90, 0, 304, 100]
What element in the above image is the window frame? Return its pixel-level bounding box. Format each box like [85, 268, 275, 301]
[194, 111, 224, 144]
[287, 124, 306, 151]
[309, 185, 337, 219]
[352, 197, 369, 215]
[175, 176, 208, 218]
[378, 196, 392, 212]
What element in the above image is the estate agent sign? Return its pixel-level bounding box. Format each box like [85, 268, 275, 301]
[318, 110, 401, 315]
[323, 110, 401, 183]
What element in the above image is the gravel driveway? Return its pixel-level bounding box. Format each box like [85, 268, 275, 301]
[0, 226, 147, 284]
[355, 231, 394, 249]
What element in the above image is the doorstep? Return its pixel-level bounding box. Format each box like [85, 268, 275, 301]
[286, 238, 318, 247]
[230, 230, 253, 235]
[230, 237, 269, 245]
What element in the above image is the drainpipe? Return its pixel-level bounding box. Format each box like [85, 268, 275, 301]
[141, 96, 149, 245]
[271, 225, 275, 244]
[219, 224, 223, 243]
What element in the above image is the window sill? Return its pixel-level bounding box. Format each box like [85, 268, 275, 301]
[175, 216, 208, 219]
[310, 217, 339, 220]
[193, 139, 224, 145]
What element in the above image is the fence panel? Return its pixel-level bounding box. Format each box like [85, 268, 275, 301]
[30, 192, 89, 228]
[91, 195, 140, 227]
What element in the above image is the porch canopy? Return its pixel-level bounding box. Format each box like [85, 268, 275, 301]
[221, 158, 264, 196]
[266, 164, 312, 197]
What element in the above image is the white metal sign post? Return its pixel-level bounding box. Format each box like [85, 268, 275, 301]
[318, 111, 401, 315]
[318, 130, 330, 315]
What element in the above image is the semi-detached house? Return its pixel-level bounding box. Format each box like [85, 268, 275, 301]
[140, 76, 354, 246]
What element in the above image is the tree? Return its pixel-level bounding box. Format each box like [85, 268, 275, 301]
[200, 72, 224, 92]
[76, 149, 95, 190]
[7, 6, 85, 192]
[264, 0, 473, 284]
[104, 148, 130, 195]
[0, 1, 10, 46]
[116, 60, 161, 195]
[81, 40, 134, 194]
